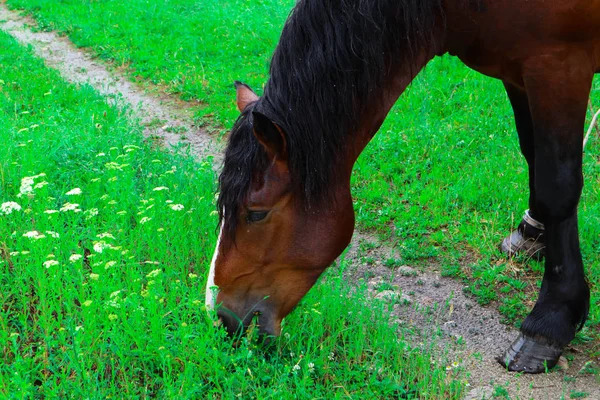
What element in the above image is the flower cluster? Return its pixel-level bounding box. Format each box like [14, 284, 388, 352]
[0, 201, 21, 215]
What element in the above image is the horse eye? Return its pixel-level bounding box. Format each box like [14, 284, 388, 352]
[246, 210, 269, 223]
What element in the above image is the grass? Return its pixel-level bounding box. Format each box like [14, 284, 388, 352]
[0, 27, 464, 398]
[5, 0, 295, 128]
[4, 0, 600, 380]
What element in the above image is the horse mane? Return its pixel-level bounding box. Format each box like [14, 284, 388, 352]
[218, 0, 443, 236]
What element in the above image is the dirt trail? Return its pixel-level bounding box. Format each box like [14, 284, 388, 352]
[0, 4, 222, 166]
[344, 233, 600, 399]
[1, 4, 598, 399]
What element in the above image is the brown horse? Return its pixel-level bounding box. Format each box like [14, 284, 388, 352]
[207, 0, 600, 373]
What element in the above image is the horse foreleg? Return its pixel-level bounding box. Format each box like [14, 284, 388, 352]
[499, 55, 593, 373]
[500, 82, 546, 259]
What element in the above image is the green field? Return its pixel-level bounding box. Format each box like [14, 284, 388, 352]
[2, 0, 600, 396]
[0, 9, 464, 400]
[8, 0, 597, 336]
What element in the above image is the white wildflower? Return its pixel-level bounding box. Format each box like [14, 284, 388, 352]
[93, 241, 112, 253]
[96, 232, 115, 240]
[105, 261, 117, 269]
[17, 178, 34, 197]
[139, 217, 152, 224]
[168, 204, 184, 211]
[60, 202, 81, 212]
[89, 273, 99, 281]
[66, 188, 82, 196]
[23, 231, 45, 240]
[0, 201, 22, 215]
[33, 181, 48, 189]
[45, 231, 60, 238]
[17, 173, 46, 197]
[43, 260, 59, 268]
[44, 209, 59, 214]
[153, 186, 169, 191]
[69, 254, 83, 262]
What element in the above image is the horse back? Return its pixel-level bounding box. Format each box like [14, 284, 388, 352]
[444, 0, 600, 85]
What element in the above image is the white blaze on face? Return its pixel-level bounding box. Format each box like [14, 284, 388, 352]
[205, 222, 223, 311]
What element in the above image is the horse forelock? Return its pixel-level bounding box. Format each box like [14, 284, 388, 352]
[217, 105, 266, 238]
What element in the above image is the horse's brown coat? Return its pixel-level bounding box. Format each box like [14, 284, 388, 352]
[211, 0, 599, 373]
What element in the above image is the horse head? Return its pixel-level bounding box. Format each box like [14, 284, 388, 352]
[206, 83, 355, 338]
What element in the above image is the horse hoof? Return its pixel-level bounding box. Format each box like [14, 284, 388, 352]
[497, 334, 563, 373]
[500, 228, 545, 259]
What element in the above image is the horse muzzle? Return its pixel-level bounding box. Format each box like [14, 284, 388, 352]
[216, 305, 280, 341]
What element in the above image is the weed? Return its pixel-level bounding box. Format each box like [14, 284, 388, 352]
[570, 391, 589, 399]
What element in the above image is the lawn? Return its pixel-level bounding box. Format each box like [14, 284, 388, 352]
[6, 0, 598, 347]
[0, 19, 465, 400]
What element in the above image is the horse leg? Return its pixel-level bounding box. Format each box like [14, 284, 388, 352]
[500, 83, 545, 259]
[498, 57, 593, 373]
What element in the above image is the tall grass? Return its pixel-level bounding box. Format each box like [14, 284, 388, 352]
[0, 29, 464, 398]
[7, 0, 599, 353]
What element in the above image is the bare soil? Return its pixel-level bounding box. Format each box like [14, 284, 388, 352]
[1, 4, 598, 398]
[344, 232, 600, 399]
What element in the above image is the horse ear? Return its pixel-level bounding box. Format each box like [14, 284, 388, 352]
[252, 111, 287, 162]
[235, 81, 258, 112]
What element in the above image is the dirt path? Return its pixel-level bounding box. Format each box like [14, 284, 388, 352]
[0, 3, 222, 166]
[344, 233, 600, 399]
[1, 4, 598, 399]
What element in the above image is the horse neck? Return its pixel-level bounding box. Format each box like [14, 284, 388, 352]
[345, 49, 438, 170]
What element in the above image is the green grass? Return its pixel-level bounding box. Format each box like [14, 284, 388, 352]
[7, 0, 599, 357]
[0, 28, 464, 398]
[5, 0, 295, 128]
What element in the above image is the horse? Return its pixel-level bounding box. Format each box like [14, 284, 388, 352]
[207, 0, 600, 373]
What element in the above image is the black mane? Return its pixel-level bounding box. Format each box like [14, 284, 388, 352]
[218, 0, 443, 235]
